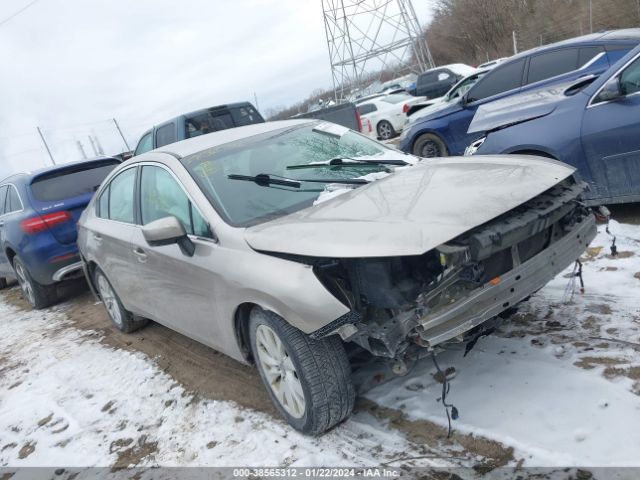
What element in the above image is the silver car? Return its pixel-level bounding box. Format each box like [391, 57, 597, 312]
[77, 120, 596, 434]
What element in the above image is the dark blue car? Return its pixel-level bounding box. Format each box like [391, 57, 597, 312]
[399, 29, 640, 158]
[0, 158, 120, 308]
[469, 43, 640, 206]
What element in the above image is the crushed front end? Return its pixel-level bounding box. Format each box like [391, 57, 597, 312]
[310, 178, 596, 361]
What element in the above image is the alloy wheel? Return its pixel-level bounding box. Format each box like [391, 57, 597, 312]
[97, 274, 123, 327]
[255, 324, 306, 419]
[14, 263, 35, 305]
[378, 122, 393, 140]
[421, 140, 441, 158]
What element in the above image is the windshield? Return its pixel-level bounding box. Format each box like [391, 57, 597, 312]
[447, 72, 487, 101]
[182, 122, 395, 227]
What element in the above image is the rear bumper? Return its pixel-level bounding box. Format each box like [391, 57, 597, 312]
[52, 261, 83, 282]
[417, 213, 597, 347]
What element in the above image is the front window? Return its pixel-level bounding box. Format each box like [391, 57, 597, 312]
[620, 56, 640, 96]
[135, 132, 153, 155]
[139, 165, 212, 238]
[182, 123, 392, 227]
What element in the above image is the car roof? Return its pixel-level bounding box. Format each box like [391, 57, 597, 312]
[144, 119, 316, 159]
[512, 28, 640, 60]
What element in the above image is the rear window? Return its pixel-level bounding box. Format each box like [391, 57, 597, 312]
[30, 161, 120, 202]
[230, 105, 263, 126]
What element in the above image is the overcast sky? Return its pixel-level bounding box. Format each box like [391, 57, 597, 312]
[0, 0, 433, 177]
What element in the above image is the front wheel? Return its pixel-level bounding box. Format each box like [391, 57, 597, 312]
[249, 308, 355, 435]
[377, 120, 396, 140]
[12, 256, 56, 309]
[413, 133, 448, 158]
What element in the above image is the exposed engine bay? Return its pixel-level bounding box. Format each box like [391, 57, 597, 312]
[288, 177, 597, 363]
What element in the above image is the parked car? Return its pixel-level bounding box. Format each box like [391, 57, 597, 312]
[0, 158, 121, 308]
[133, 102, 263, 156]
[356, 93, 426, 140]
[293, 102, 361, 132]
[408, 64, 477, 98]
[405, 69, 490, 124]
[78, 119, 595, 434]
[467, 43, 640, 206]
[399, 29, 640, 158]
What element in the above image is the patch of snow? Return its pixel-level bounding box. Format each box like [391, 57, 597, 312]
[0, 301, 429, 468]
[366, 220, 640, 467]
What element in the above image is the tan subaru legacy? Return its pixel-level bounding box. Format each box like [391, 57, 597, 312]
[77, 119, 596, 434]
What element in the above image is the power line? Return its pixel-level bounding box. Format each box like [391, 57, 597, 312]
[0, 0, 42, 28]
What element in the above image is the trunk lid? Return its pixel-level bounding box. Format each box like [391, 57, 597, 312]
[244, 156, 575, 258]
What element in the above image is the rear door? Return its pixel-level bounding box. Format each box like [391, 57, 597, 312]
[582, 53, 640, 202]
[90, 166, 141, 313]
[28, 160, 120, 245]
[130, 163, 222, 346]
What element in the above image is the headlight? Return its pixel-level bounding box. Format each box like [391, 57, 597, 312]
[464, 136, 486, 156]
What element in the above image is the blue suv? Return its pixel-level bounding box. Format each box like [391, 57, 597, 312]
[470, 44, 640, 206]
[0, 158, 120, 308]
[399, 29, 640, 158]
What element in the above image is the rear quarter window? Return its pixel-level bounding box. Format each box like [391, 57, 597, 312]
[30, 161, 120, 202]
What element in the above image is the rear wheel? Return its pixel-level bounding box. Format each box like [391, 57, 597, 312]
[12, 256, 56, 309]
[249, 308, 355, 435]
[413, 133, 448, 158]
[377, 120, 396, 140]
[94, 267, 147, 333]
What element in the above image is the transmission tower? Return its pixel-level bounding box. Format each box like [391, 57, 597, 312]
[322, 0, 434, 100]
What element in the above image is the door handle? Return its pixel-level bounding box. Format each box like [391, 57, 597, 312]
[0, 220, 4, 227]
[93, 233, 103, 242]
[133, 247, 148, 262]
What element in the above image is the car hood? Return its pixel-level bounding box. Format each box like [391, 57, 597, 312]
[408, 98, 451, 124]
[413, 101, 462, 124]
[244, 155, 575, 258]
[467, 81, 579, 134]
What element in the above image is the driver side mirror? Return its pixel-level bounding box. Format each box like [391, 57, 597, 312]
[597, 76, 623, 103]
[142, 216, 195, 257]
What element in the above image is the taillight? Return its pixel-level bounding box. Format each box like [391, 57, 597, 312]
[21, 211, 73, 235]
[402, 103, 410, 114]
[356, 110, 363, 132]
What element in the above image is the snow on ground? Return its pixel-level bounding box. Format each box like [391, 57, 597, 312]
[366, 220, 640, 467]
[1, 219, 639, 470]
[0, 301, 429, 468]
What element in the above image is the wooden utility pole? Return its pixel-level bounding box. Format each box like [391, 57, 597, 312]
[36, 127, 55, 165]
[76, 140, 87, 159]
[113, 118, 131, 151]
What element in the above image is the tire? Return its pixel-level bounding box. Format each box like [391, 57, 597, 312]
[413, 133, 449, 158]
[0, 277, 7, 290]
[93, 267, 147, 333]
[377, 120, 396, 140]
[12, 256, 56, 309]
[249, 308, 355, 435]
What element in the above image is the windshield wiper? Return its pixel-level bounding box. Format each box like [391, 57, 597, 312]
[286, 156, 408, 170]
[227, 173, 369, 188]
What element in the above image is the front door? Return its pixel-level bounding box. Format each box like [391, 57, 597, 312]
[130, 164, 223, 348]
[582, 54, 640, 202]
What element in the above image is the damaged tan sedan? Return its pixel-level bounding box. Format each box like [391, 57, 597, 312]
[77, 120, 596, 434]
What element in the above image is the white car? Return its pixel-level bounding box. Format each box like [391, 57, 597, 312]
[356, 93, 426, 140]
[404, 69, 490, 127]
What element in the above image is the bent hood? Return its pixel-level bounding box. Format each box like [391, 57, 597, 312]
[467, 80, 583, 134]
[245, 156, 575, 258]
